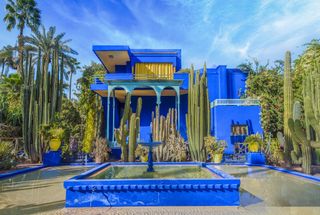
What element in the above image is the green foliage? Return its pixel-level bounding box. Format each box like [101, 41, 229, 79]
[186, 64, 211, 161]
[204, 135, 227, 157]
[0, 141, 17, 170]
[0, 73, 22, 126]
[82, 108, 95, 154]
[293, 39, 320, 103]
[48, 128, 64, 140]
[244, 134, 263, 152]
[269, 138, 284, 165]
[246, 68, 283, 136]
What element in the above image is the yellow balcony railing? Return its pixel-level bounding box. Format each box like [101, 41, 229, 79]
[134, 63, 174, 80]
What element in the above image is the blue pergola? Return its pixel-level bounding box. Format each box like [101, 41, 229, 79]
[105, 79, 182, 144]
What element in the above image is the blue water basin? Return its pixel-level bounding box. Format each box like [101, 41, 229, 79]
[64, 162, 240, 207]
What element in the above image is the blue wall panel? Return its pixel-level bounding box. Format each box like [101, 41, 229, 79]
[213, 105, 263, 154]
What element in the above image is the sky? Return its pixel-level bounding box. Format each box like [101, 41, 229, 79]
[1, 0, 320, 73]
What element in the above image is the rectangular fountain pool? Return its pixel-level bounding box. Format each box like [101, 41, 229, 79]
[64, 162, 240, 207]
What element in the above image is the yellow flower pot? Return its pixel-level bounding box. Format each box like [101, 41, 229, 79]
[140, 155, 148, 162]
[248, 143, 259, 152]
[49, 138, 61, 151]
[213, 154, 223, 163]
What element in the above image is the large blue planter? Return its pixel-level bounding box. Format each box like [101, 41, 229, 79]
[64, 162, 240, 207]
[246, 152, 266, 165]
[43, 151, 62, 166]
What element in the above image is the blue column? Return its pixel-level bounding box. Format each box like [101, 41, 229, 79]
[112, 90, 115, 146]
[106, 87, 111, 142]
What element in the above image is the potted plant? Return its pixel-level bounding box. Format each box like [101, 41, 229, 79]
[48, 128, 64, 151]
[244, 134, 266, 164]
[244, 134, 263, 152]
[135, 145, 148, 162]
[204, 135, 227, 163]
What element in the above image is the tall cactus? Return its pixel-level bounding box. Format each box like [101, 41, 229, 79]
[289, 63, 320, 174]
[115, 93, 142, 162]
[115, 93, 131, 161]
[186, 64, 211, 161]
[128, 97, 142, 162]
[283, 51, 293, 164]
[288, 102, 312, 173]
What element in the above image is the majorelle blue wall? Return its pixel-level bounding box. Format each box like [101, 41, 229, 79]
[197, 66, 247, 101]
[212, 105, 263, 154]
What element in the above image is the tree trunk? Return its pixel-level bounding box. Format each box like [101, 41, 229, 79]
[58, 55, 64, 111]
[69, 72, 72, 99]
[18, 26, 24, 75]
[1, 63, 4, 76]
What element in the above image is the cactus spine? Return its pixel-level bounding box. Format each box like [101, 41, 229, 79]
[114, 93, 142, 162]
[186, 64, 210, 161]
[283, 51, 293, 164]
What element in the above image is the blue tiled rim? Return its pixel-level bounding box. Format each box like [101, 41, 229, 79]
[208, 162, 320, 183]
[64, 162, 241, 207]
[0, 165, 45, 180]
[0, 163, 98, 180]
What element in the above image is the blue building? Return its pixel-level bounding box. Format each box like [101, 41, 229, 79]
[90, 45, 263, 154]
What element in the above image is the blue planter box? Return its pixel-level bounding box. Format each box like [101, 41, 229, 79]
[64, 162, 240, 207]
[246, 152, 266, 164]
[43, 151, 62, 166]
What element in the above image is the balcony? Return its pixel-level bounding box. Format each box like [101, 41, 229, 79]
[92, 72, 189, 89]
[211, 99, 260, 107]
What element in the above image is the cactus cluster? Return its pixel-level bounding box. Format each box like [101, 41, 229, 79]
[150, 107, 186, 162]
[114, 93, 142, 162]
[283, 51, 293, 163]
[186, 64, 211, 161]
[288, 62, 320, 174]
[22, 48, 65, 161]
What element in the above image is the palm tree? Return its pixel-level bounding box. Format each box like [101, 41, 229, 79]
[4, 0, 41, 74]
[0, 45, 18, 76]
[66, 57, 80, 99]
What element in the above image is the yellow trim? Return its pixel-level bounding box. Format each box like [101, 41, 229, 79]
[134, 63, 174, 80]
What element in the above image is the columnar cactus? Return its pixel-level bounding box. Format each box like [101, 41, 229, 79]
[283, 51, 293, 164]
[289, 65, 320, 173]
[128, 97, 142, 162]
[151, 107, 177, 161]
[114, 93, 131, 161]
[186, 64, 211, 161]
[114, 93, 142, 162]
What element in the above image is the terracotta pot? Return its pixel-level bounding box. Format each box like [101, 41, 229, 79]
[49, 138, 61, 151]
[213, 154, 223, 163]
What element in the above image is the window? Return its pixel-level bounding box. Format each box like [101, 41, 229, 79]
[231, 125, 248, 136]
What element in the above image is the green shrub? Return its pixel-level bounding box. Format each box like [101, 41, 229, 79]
[269, 138, 284, 165]
[0, 141, 17, 170]
[204, 136, 227, 156]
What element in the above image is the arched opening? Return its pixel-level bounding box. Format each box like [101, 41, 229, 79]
[160, 86, 177, 117]
[105, 86, 128, 146]
[130, 86, 158, 142]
